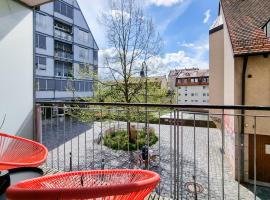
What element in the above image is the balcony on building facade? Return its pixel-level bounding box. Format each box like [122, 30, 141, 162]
[54, 20, 73, 42]
[55, 40, 73, 61]
[55, 51, 73, 60]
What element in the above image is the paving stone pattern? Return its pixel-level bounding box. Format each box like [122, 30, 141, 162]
[42, 118, 268, 199]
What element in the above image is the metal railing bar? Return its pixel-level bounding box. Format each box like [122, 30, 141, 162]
[92, 118, 95, 170]
[44, 107, 47, 168]
[84, 129, 87, 170]
[207, 113, 210, 200]
[254, 116, 257, 200]
[179, 110, 270, 118]
[63, 107, 66, 171]
[50, 107, 53, 169]
[37, 101, 270, 111]
[237, 115, 241, 200]
[180, 111, 184, 200]
[193, 113, 197, 200]
[169, 111, 173, 198]
[39, 105, 270, 119]
[176, 110, 180, 198]
[100, 109, 103, 169]
[56, 107, 60, 170]
[173, 110, 177, 198]
[158, 111, 161, 195]
[77, 132, 79, 170]
[70, 116, 73, 171]
[221, 110, 225, 200]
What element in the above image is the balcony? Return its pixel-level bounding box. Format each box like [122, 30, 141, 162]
[54, 29, 73, 42]
[55, 51, 73, 61]
[36, 102, 270, 199]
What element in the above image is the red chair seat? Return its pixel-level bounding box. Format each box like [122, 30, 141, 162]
[7, 169, 160, 200]
[0, 133, 48, 171]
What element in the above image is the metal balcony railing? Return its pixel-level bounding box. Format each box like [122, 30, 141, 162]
[54, 29, 73, 42]
[55, 51, 73, 60]
[36, 102, 270, 199]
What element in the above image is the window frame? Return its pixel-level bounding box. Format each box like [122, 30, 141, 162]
[36, 34, 47, 50]
[54, 0, 73, 19]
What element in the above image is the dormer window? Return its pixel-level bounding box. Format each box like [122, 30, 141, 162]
[263, 20, 270, 38]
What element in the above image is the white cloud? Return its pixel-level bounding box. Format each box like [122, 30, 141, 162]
[180, 41, 209, 50]
[147, 0, 184, 7]
[99, 39, 209, 79]
[148, 50, 208, 76]
[203, 9, 211, 24]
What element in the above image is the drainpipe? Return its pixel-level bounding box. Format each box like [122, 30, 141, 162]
[240, 55, 248, 182]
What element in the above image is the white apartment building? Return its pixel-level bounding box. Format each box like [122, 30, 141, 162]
[176, 69, 209, 105]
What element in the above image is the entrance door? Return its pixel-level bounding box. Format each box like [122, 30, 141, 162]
[249, 134, 270, 183]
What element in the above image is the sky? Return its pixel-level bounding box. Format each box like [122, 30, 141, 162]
[77, 0, 220, 76]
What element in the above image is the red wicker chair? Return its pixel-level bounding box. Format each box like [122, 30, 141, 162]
[7, 169, 160, 200]
[0, 133, 48, 170]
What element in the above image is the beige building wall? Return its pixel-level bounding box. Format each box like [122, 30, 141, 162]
[237, 55, 270, 136]
[209, 28, 224, 106]
[210, 3, 270, 185]
[223, 19, 235, 105]
[238, 55, 270, 183]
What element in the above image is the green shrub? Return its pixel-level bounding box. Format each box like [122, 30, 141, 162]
[103, 129, 158, 151]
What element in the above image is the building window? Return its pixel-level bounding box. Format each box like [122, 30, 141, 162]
[78, 29, 89, 44]
[55, 41, 73, 59]
[185, 100, 188, 102]
[264, 21, 270, 38]
[93, 50, 98, 62]
[74, 81, 93, 92]
[55, 61, 73, 77]
[85, 82, 93, 92]
[191, 93, 194, 96]
[185, 93, 187, 96]
[36, 13, 47, 29]
[54, 0, 73, 19]
[37, 79, 54, 91]
[78, 47, 89, 61]
[47, 79, 55, 90]
[202, 77, 209, 83]
[203, 86, 206, 89]
[55, 80, 72, 91]
[37, 79, 46, 91]
[36, 56, 47, 70]
[36, 34, 46, 49]
[203, 93, 206, 96]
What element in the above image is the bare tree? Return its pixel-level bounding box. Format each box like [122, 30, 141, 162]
[100, 0, 163, 103]
[97, 0, 163, 139]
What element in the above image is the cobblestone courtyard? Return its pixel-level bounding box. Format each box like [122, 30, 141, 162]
[42, 118, 270, 199]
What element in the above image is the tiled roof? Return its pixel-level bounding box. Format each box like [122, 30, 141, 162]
[169, 68, 199, 77]
[176, 69, 209, 79]
[221, 0, 270, 55]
